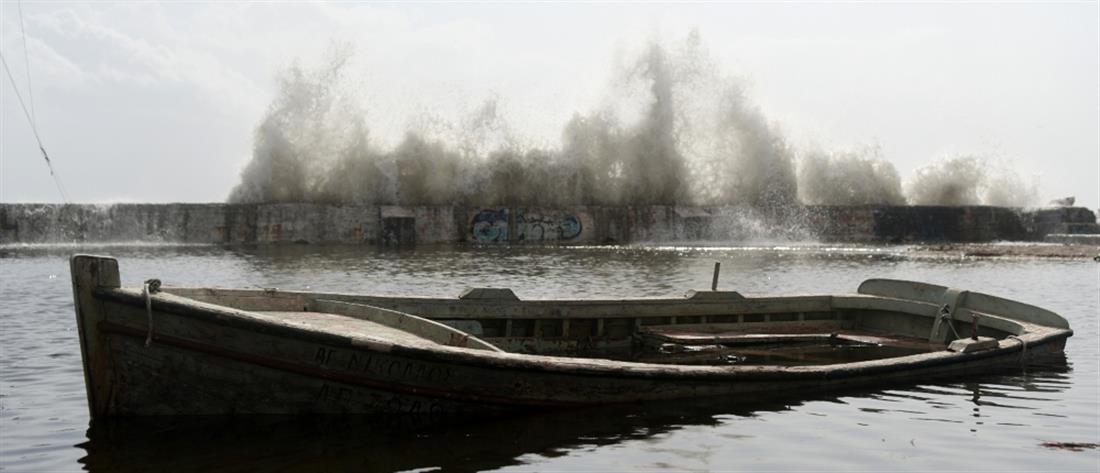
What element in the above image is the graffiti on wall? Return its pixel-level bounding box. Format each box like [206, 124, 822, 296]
[516, 211, 582, 241]
[471, 209, 509, 243]
[470, 209, 585, 243]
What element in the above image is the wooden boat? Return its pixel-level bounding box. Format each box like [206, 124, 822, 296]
[70, 254, 1072, 420]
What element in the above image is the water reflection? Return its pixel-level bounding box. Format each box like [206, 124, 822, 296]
[77, 357, 1070, 473]
[3, 245, 1095, 471]
[191, 243, 919, 300]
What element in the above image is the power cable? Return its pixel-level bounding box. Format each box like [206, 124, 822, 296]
[1, 2, 68, 203]
[17, 0, 35, 123]
[1, 52, 69, 203]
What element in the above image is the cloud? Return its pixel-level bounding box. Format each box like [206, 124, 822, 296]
[1, 2, 1095, 206]
[12, 5, 261, 111]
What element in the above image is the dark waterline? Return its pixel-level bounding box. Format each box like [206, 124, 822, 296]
[2, 244, 1097, 471]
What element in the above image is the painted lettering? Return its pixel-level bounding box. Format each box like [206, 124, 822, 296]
[314, 347, 333, 366]
[312, 346, 454, 383]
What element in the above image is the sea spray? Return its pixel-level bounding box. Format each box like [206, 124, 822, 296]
[906, 156, 1038, 207]
[229, 52, 375, 204]
[228, 36, 799, 211]
[980, 164, 1040, 208]
[228, 34, 1042, 224]
[798, 147, 905, 206]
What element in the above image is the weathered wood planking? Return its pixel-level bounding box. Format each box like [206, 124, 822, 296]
[71, 255, 1073, 420]
[307, 299, 502, 352]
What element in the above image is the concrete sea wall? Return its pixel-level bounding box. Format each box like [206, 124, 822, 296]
[1, 203, 1096, 246]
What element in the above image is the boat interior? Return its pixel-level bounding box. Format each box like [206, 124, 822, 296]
[160, 279, 1067, 367]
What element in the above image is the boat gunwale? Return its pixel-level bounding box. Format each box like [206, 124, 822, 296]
[93, 286, 1073, 383]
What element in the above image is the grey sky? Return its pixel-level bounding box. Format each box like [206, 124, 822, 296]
[1, 2, 1097, 208]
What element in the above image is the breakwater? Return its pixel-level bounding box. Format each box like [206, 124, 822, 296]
[1, 203, 1095, 246]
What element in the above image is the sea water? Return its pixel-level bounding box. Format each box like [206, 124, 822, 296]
[1, 244, 1097, 471]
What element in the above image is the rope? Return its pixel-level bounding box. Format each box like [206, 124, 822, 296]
[143, 279, 162, 347]
[969, 312, 981, 340]
[939, 304, 963, 340]
[1007, 335, 1028, 360]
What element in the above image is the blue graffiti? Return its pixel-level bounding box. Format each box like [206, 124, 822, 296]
[471, 209, 509, 242]
[560, 215, 582, 239]
[516, 212, 582, 241]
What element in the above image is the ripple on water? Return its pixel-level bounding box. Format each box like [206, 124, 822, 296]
[0, 245, 1097, 472]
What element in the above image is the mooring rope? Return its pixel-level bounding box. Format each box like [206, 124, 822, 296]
[1007, 334, 1028, 360]
[143, 279, 162, 347]
[939, 304, 964, 340]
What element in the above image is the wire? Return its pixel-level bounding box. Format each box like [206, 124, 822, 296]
[3, 1, 68, 202]
[1, 52, 69, 203]
[17, 0, 35, 124]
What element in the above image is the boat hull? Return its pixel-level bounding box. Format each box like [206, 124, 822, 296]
[81, 294, 1066, 418]
[70, 255, 1072, 419]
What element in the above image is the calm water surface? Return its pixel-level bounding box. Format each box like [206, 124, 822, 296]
[1, 244, 1098, 471]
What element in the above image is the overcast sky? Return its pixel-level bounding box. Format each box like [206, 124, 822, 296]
[1, 2, 1097, 208]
